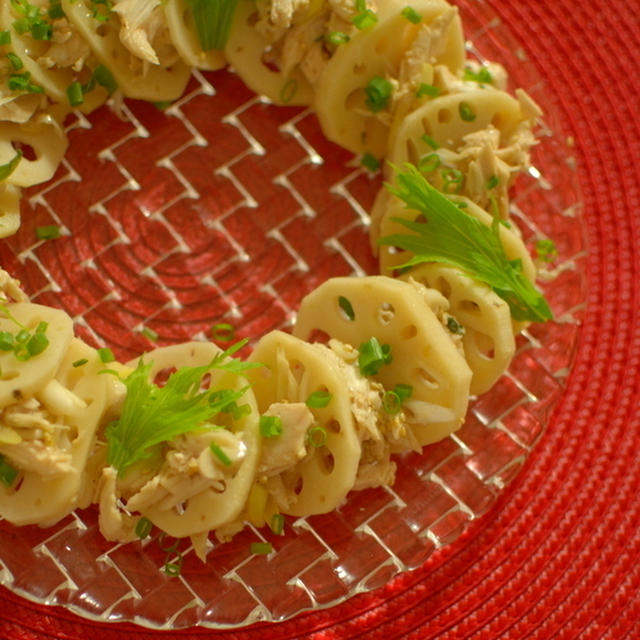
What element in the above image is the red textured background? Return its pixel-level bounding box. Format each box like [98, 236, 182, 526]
[1, 0, 639, 637]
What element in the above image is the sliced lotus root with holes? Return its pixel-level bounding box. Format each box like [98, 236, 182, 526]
[164, 0, 227, 71]
[0, 0, 106, 111]
[387, 87, 524, 172]
[400, 264, 515, 395]
[0, 303, 74, 407]
[314, 0, 463, 157]
[118, 342, 260, 538]
[225, 0, 314, 106]
[293, 276, 472, 445]
[0, 116, 68, 188]
[248, 330, 361, 516]
[61, 0, 191, 102]
[0, 373, 109, 527]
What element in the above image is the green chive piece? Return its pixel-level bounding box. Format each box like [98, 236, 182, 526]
[259, 415, 283, 438]
[306, 425, 327, 448]
[66, 80, 84, 107]
[446, 316, 465, 334]
[135, 516, 152, 539]
[361, 152, 380, 172]
[358, 337, 392, 376]
[463, 66, 493, 84]
[416, 83, 440, 98]
[441, 168, 464, 194]
[141, 326, 158, 342]
[48, 0, 65, 19]
[35, 225, 61, 240]
[6, 53, 23, 70]
[421, 134, 439, 150]
[15, 329, 29, 344]
[98, 347, 115, 363]
[72, 358, 88, 368]
[0, 332, 15, 351]
[418, 152, 440, 173]
[459, 101, 476, 122]
[352, 8, 378, 30]
[486, 175, 499, 190]
[279, 78, 298, 104]
[535, 238, 558, 263]
[270, 513, 284, 536]
[0, 31, 11, 46]
[92, 64, 117, 94]
[382, 390, 402, 414]
[338, 295, 355, 321]
[364, 75, 393, 113]
[0, 454, 18, 488]
[184, 0, 240, 50]
[401, 6, 421, 24]
[210, 442, 232, 466]
[164, 555, 183, 576]
[153, 100, 173, 111]
[210, 322, 235, 342]
[306, 390, 332, 409]
[394, 383, 413, 401]
[326, 31, 350, 45]
[250, 541, 272, 555]
[26, 331, 48, 356]
[0, 151, 22, 182]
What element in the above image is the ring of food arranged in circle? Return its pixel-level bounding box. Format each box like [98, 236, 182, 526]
[0, 0, 554, 563]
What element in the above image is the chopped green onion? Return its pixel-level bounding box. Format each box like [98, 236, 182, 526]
[338, 295, 355, 321]
[421, 134, 439, 150]
[210, 322, 235, 342]
[416, 83, 440, 98]
[0, 31, 11, 46]
[326, 31, 350, 45]
[259, 415, 283, 438]
[66, 80, 84, 107]
[164, 556, 183, 576]
[8, 71, 44, 94]
[358, 337, 392, 376]
[135, 516, 152, 539]
[446, 316, 465, 334]
[98, 347, 115, 363]
[306, 390, 332, 409]
[361, 152, 380, 172]
[6, 53, 23, 70]
[15, 329, 29, 344]
[91, 64, 117, 94]
[279, 78, 298, 104]
[352, 6, 378, 30]
[35, 225, 60, 240]
[153, 100, 173, 111]
[418, 153, 440, 173]
[441, 168, 464, 194]
[210, 442, 232, 466]
[141, 326, 158, 342]
[486, 174, 499, 190]
[365, 75, 393, 113]
[30, 20, 52, 40]
[0, 151, 22, 182]
[72, 358, 88, 368]
[0, 332, 15, 351]
[11, 0, 52, 40]
[250, 541, 272, 555]
[0, 455, 18, 488]
[459, 101, 476, 122]
[401, 6, 421, 23]
[306, 425, 327, 448]
[463, 66, 493, 84]
[26, 331, 49, 356]
[393, 383, 413, 401]
[270, 513, 285, 536]
[535, 238, 558, 263]
[48, 0, 65, 19]
[185, 0, 240, 50]
[35, 321, 48, 334]
[91, 0, 112, 22]
[382, 390, 402, 414]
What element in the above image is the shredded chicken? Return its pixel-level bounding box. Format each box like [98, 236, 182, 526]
[257, 402, 314, 477]
[0, 268, 27, 303]
[98, 466, 138, 543]
[37, 18, 91, 71]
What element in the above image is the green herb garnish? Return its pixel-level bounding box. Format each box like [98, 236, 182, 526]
[259, 415, 283, 438]
[0, 455, 18, 488]
[459, 101, 476, 122]
[338, 295, 355, 321]
[416, 83, 440, 98]
[185, 0, 240, 50]
[306, 390, 332, 409]
[463, 66, 493, 84]
[401, 6, 421, 23]
[105, 340, 261, 477]
[306, 425, 327, 448]
[326, 31, 350, 45]
[361, 152, 380, 172]
[377, 164, 552, 322]
[250, 541, 272, 555]
[535, 238, 558, 263]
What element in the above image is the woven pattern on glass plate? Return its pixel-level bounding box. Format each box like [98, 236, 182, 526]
[0, 0, 586, 629]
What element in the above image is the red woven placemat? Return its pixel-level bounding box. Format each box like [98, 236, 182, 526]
[0, 0, 638, 637]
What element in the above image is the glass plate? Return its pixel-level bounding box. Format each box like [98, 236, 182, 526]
[0, 0, 585, 629]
